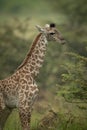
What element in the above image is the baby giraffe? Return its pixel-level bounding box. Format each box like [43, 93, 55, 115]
[0, 23, 66, 130]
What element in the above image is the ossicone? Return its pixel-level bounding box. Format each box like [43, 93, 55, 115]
[50, 23, 56, 28]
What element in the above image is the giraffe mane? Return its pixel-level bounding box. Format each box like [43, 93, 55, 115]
[17, 33, 42, 70]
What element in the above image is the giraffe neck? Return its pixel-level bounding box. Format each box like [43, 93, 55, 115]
[17, 33, 48, 77]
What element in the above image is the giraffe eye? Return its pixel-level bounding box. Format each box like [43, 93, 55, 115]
[50, 32, 55, 35]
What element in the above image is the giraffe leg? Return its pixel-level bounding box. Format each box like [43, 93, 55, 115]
[0, 93, 12, 130]
[19, 106, 31, 130]
[0, 107, 12, 130]
[18, 82, 39, 130]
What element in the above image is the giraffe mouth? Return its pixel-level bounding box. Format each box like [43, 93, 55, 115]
[61, 39, 66, 45]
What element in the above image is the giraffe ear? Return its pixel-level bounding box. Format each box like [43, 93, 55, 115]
[35, 25, 44, 32]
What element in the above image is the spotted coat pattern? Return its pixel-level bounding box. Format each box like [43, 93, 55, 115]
[0, 24, 66, 130]
[0, 33, 48, 130]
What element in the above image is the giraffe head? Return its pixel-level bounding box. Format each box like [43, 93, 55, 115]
[36, 23, 66, 44]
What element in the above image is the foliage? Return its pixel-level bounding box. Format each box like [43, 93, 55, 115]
[58, 52, 87, 102]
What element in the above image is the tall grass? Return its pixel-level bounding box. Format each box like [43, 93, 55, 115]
[4, 109, 87, 130]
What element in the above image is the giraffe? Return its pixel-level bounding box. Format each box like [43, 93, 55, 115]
[0, 23, 66, 130]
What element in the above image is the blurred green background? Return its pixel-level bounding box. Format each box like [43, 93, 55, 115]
[0, 0, 87, 130]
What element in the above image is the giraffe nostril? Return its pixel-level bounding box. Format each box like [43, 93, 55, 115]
[60, 37, 65, 41]
[59, 37, 66, 44]
[61, 40, 66, 45]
